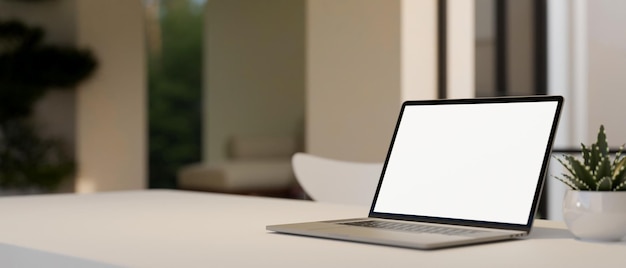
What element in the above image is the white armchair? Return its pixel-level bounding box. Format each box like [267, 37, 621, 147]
[292, 153, 383, 206]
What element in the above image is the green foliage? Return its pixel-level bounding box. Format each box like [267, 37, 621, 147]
[0, 19, 97, 121]
[0, 120, 74, 191]
[148, 0, 203, 188]
[554, 125, 626, 191]
[0, 19, 96, 192]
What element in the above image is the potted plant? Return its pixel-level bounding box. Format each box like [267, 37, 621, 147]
[0, 19, 97, 194]
[554, 125, 626, 241]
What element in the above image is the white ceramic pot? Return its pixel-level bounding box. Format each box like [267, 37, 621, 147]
[563, 190, 626, 241]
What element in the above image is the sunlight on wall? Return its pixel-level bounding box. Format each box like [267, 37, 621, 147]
[75, 177, 97, 193]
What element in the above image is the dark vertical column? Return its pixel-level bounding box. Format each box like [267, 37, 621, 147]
[535, 0, 549, 218]
[535, 0, 548, 95]
[437, 0, 447, 99]
[495, 0, 507, 96]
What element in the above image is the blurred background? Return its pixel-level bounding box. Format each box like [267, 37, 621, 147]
[2, 0, 626, 221]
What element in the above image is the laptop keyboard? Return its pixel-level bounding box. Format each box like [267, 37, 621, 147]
[339, 220, 486, 236]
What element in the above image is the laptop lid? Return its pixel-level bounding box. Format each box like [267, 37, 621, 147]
[369, 96, 563, 233]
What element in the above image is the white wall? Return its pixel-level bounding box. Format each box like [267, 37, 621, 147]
[587, 0, 626, 142]
[401, 0, 438, 101]
[75, 0, 146, 192]
[204, 0, 306, 164]
[307, 0, 438, 162]
[307, 0, 401, 162]
[446, 0, 474, 99]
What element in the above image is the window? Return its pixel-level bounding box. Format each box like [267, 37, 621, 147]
[144, 0, 205, 188]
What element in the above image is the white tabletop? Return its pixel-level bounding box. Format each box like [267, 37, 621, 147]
[0, 190, 624, 267]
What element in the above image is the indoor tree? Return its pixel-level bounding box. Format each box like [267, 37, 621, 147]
[0, 19, 97, 192]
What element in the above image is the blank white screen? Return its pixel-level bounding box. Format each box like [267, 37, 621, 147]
[373, 101, 558, 225]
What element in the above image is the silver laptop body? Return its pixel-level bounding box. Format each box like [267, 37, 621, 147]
[267, 96, 564, 250]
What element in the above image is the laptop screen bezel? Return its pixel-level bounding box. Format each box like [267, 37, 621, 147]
[367, 95, 564, 232]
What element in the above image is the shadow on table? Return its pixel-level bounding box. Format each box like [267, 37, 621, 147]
[0, 243, 121, 268]
[528, 227, 626, 246]
[527, 226, 575, 239]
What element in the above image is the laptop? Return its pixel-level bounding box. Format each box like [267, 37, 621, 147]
[267, 95, 563, 250]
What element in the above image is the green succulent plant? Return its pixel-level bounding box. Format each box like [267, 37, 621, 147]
[554, 125, 626, 191]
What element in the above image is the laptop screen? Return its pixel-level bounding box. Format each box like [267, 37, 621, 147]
[372, 98, 562, 225]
